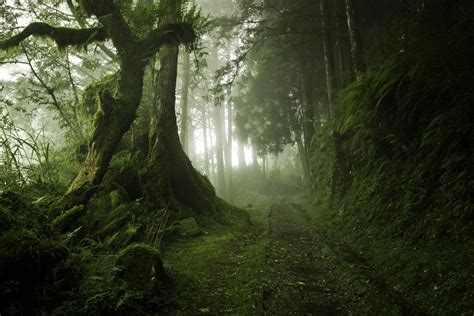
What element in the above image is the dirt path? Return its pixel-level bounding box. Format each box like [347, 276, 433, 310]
[262, 200, 419, 315]
[263, 201, 359, 314]
[164, 199, 420, 315]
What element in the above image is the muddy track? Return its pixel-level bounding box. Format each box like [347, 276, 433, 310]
[262, 202, 422, 315]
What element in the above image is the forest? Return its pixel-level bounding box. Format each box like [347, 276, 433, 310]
[0, 0, 472, 314]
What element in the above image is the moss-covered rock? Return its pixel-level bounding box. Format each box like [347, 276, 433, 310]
[115, 243, 168, 291]
[177, 217, 203, 237]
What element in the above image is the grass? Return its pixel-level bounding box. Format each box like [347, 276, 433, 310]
[161, 198, 271, 314]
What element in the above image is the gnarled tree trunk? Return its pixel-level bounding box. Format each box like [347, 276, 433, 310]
[145, 45, 217, 213]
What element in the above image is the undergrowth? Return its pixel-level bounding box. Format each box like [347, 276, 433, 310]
[309, 22, 473, 314]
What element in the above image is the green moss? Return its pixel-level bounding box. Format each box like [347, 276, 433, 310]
[110, 189, 129, 209]
[115, 243, 168, 291]
[52, 205, 86, 233]
[79, 72, 118, 131]
[176, 217, 202, 237]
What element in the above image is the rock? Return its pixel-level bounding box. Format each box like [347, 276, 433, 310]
[178, 217, 203, 237]
[115, 243, 168, 291]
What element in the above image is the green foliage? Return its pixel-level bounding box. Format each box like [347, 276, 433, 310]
[313, 49, 473, 240]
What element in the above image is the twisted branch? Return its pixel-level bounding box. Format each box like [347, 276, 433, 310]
[0, 22, 109, 50]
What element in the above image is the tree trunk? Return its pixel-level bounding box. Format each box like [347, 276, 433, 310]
[296, 134, 313, 191]
[321, 0, 337, 119]
[201, 105, 210, 176]
[226, 100, 233, 191]
[252, 145, 259, 172]
[345, 0, 366, 80]
[301, 63, 316, 152]
[335, 0, 348, 86]
[213, 105, 227, 197]
[179, 49, 190, 153]
[137, 0, 217, 213]
[238, 141, 246, 170]
[145, 45, 216, 213]
[65, 55, 146, 205]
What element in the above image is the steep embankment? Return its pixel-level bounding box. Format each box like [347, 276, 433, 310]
[309, 35, 473, 314]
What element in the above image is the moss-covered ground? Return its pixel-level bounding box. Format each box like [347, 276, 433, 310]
[162, 198, 269, 314]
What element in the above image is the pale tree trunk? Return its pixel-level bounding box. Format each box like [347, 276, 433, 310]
[179, 49, 190, 153]
[335, 0, 348, 86]
[213, 106, 226, 197]
[201, 106, 210, 176]
[345, 0, 366, 80]
[321, 0, 337, 119]
[301, 64, 316, 152]
[238, 141, 246, 170]
[252, 145, 259, 172]
[226, 100, 233, 191]
[208, 113, 216, 182]
[272, 154, 279, 170]
[296, 134, 312, 190]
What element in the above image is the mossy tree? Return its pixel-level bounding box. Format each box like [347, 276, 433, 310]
[144, 0, 218, 213]
[0, 1, 200, 209]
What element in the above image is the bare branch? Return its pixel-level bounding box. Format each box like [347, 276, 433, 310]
[0, 22, 109, 50]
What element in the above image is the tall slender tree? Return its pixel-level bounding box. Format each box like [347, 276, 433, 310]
[345, 0, 366, 80]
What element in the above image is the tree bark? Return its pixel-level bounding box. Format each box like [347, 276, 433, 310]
[213, 105, 227, 197]
[252, 145, 259, 172]
[238, 141, 246, 170]
[201, 106, 210, 176]
[301, 63, 316, 152]
[321, 0, 337, 119]
[345, 0, 366, 80]
[335, 0, 349, 86]
[65, 55, 146, 203]
[226, 100, 233, 191]
[179, 49, 190, 153]
[296, 134, 313, 191]
[145, 44, 216, 213]
[143, 0, 217, 212]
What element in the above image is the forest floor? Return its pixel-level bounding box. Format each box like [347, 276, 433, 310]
[161, 193, 422, 315]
